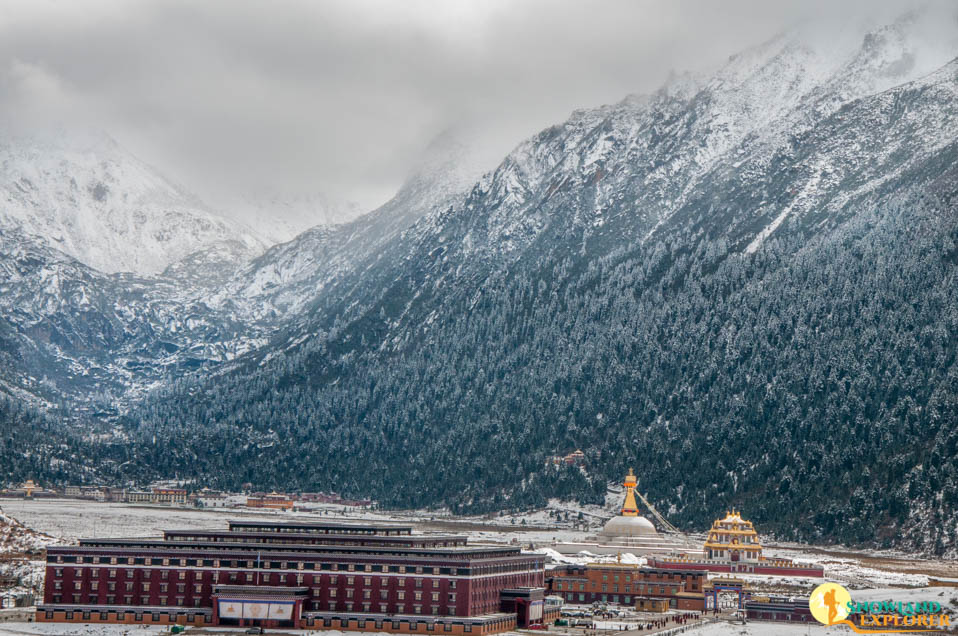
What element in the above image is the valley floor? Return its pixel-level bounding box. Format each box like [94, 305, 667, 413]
[0, 499, 956, 635]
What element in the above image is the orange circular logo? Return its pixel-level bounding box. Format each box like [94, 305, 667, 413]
[810, 583, 851, 625]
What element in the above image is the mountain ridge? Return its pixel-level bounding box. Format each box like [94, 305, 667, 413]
[1, 11, 957, 554]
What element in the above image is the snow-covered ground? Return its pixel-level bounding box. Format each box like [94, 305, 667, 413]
[689, 623, 822, 636]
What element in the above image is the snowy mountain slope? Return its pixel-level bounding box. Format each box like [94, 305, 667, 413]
[122, 12, 958, 554]
[0, 131, 267, 275]
[0, 228, 266, 406]
[208, 131, 489, 323]
[0, 130, 486, 404]
[238, 11, 958, 346]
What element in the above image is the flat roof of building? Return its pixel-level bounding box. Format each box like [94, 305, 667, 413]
[163, 529, 466, 543]
[227, 520, 414, 532]
[57, 538, 535, 562]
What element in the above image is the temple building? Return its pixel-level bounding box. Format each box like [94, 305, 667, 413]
[598, 469, 658, 539]
[647, 510, 823, 577]
[702, 511, 762, 562]
[37, 520, 556, 633]
[552, 470, 692, 557]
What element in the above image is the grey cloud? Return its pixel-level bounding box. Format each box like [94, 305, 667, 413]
[0, 0, 936, 212]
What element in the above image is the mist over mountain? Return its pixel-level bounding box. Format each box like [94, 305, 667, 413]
[0, 131, 268, 276]
[1, 6, 957, 555]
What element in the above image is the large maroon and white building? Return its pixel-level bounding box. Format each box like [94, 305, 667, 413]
[38, 520, 551, 633]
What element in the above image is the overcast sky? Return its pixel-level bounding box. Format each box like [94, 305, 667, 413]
[0, 0, 932, 213]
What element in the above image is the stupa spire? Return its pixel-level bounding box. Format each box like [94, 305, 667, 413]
[621, 468, 639, 517]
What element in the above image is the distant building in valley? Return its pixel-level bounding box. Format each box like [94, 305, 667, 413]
[247, 492, 294, 510]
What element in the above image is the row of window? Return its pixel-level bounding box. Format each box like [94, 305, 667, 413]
[553, 581, 679, 595]
[53, 555, 466, 575]
[226, 525, 406, 535]
[557, 592, 680, 608]
[54, 581, 201, 593]
[44, 610, 205, 622]
[167, 535, 457, 548]
[308, 601, 445, 615]
[54, 569, 460, 590]
[322, 589, 456, 602]
[43, 609, 499, 633]
[49, 595, 203, 607]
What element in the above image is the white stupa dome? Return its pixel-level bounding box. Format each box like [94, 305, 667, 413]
[600, 514, 658, 537]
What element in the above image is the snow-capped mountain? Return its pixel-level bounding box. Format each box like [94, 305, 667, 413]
[2, 7, 958, 553]
[0, 131, 267, 275]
